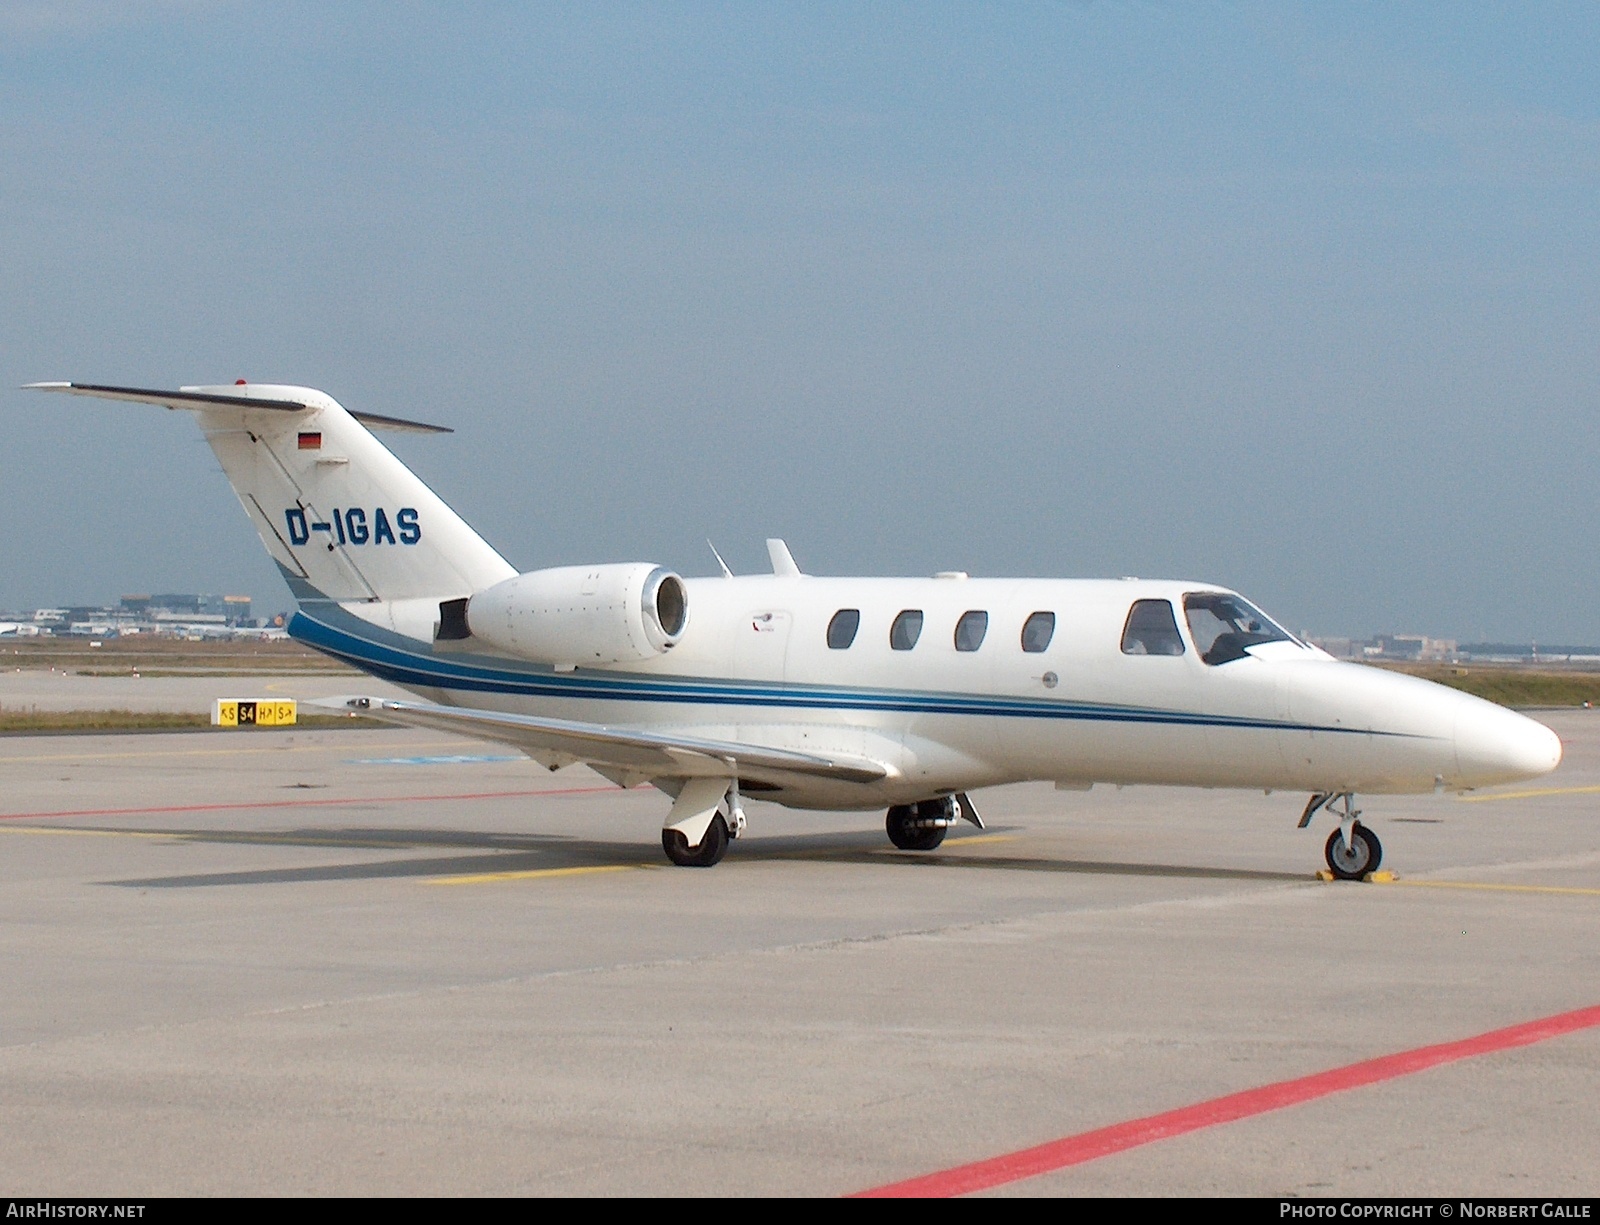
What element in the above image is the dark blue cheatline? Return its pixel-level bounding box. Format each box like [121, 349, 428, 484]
[289, 605, 1409, 740]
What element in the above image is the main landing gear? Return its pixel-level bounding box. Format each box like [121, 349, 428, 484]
[1299, 791, 1384, 880]
[662, 814, 730, 867]
[886, 794, 984, 852]
[658, 785, 992, 866]
[661, 776, 747, 868]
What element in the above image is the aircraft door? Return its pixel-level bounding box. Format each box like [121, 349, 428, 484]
[732, 609, 794, 683]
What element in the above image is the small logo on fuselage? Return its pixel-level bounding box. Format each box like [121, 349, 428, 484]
[285, 507, 420, 547]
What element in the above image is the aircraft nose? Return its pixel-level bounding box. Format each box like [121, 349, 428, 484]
[1454, 703, 1563, 786]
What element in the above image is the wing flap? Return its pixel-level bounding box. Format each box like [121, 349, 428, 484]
[312, 697, 891, 786]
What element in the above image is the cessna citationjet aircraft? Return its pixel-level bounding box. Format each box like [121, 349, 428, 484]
[29, 381, 1563, 875]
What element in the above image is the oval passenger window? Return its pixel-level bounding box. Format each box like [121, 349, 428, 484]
[954, 610, 988, 652]
[1021, 611, 1055, 653]
[889, 610, 924, 651]
[827, 608, 860, 650]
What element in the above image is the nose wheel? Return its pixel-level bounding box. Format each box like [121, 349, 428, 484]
[1302, 792, 1385, 879]
[1324, 821, 1382, 880]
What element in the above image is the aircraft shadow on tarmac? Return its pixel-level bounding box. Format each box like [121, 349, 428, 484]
[93, 824, 1310, 889]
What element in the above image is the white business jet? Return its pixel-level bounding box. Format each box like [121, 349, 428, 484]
[29, 381, 1563, 876]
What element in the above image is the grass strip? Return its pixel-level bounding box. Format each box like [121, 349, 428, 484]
[1372, 664, 1600, 708]
[70, 669, 357, 678]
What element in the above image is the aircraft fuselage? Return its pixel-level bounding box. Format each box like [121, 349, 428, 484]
[300, 573, 1561, 811]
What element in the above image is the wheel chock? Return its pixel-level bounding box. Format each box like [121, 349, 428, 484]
[1316, 868, 1399, 883]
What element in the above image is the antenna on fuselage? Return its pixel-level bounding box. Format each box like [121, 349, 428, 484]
[766, 539, 803, 577]
[707, 540, 734, 579]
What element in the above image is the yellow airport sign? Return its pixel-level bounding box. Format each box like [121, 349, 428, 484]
[213, 699, 298, 728]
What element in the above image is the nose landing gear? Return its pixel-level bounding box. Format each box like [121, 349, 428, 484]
[1324, 821, 1382, 880]
[1300, 791, 1384, 880]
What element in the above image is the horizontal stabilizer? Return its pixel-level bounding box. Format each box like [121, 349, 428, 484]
[25, 382, 452, 434]
[311, 697, 891, 786]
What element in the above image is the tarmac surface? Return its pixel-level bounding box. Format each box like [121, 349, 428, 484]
[1, 704, 1597, 1196]
[0, 668, 405, 714]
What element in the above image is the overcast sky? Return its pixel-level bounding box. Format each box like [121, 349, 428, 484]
[3, 2, 1596, 642]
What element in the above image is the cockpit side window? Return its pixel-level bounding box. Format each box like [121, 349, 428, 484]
[1182, 592, 1295, 665]
[827, 609, 860, 650]
[1120, 599, 1185, 656]
[890, 609, 924, 651]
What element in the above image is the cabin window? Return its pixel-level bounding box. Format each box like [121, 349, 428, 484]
[954, 610, 988, 652]
[890, 609, 924, 651]
[1021, 611, 1055, 653]
[1121, 599, 1185, 656]
[826, 608, 860, 650]
[1183, 592, 1295, 665]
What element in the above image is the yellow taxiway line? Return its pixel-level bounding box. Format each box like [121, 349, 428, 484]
[12, 821, 1586, 894]
[1457, 784, 1600, 803]
[1379, 877, 1600, 898]
[939, 833, 1021, 847]
[424, 834, 1022, 886]
[424, 863, 656, 886]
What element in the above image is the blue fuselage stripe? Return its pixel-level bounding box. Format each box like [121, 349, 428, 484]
[290, 609, 1385, 737]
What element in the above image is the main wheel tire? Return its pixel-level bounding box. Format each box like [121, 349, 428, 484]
[1324, 822, 1382, 880]
[886, 804, 948, 852]
[662, 813, 730, 867]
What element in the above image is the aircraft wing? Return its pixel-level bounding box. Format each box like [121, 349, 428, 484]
[314, 696, 891, 786]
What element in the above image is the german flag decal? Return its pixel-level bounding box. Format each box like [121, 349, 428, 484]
[297, 431, 322, 450]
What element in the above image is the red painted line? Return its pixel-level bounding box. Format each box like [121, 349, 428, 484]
[855, 1003, 1600, 1198]
[0, 784, 627, 823]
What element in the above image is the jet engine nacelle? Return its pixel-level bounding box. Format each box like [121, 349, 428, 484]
[464, 563, 688, 668]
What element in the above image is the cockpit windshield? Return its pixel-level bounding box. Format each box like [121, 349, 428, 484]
[1183, 593, 1297, 665]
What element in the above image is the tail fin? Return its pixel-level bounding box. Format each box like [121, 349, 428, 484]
[28, 382, 516, 610]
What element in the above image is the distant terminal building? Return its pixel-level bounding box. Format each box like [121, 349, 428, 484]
[121, 594, 252, 623]
[1366, 635, 1458, 662]
[1306, 635, 1458, 662]
[1, 593, 270, 638]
